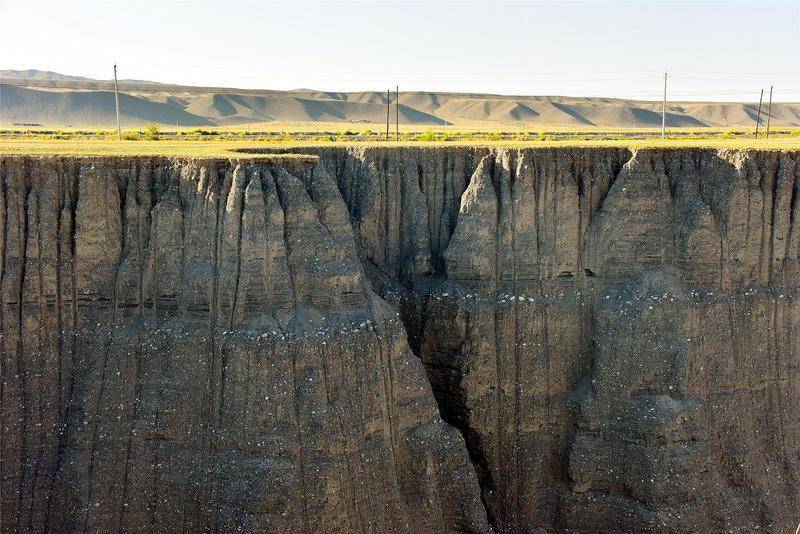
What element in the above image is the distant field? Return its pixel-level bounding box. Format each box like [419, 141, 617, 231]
[3, 124, 799, 144]
[2, 133, 799, 158]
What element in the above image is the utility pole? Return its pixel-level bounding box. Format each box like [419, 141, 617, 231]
[754, 89, 763, 137]
[765, 86, 773, 139]
[661, 72, 667, 140]
[386, 89, 390, 141]
[395, 85, 399, 141]
[113, 63, 122, 140]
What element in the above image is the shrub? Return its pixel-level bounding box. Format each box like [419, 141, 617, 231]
[121, 131, 139, 141]
[144, 124, 160, 141]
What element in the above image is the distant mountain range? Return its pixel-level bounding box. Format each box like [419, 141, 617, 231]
[2, 69, 798, 128]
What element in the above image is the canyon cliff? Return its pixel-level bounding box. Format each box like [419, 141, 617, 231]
[1, 146, 798, 533]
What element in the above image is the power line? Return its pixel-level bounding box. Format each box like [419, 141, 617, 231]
[662, 72, 667, 140]
[755, 89, 764, 137]
[766, 86, 773, 138]
[113, 63, 121, 140]
[395, 85, 399, 142]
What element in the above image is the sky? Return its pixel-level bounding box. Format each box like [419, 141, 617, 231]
[1, 0, 799, 102]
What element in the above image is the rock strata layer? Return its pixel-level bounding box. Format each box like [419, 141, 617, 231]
[1, 147, 798, 533]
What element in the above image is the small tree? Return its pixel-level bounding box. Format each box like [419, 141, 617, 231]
[144, 124, 160, 140]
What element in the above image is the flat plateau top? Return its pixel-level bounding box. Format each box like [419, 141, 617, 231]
[1, 137, 799, 157]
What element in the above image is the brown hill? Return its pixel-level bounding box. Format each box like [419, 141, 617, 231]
[1, 70, 798, 128]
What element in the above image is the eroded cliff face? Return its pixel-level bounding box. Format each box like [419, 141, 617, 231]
[1, 147, 798, 533]
[310, 146, 800, 533]
[0, 156, 487, 533]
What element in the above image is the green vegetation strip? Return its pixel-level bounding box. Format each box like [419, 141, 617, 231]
[4, 125, 800, 143]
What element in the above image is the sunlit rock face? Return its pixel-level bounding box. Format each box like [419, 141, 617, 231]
[313, 146, 799, 533]
[2, 147, 798, 533]
[0, 156, 487, 533]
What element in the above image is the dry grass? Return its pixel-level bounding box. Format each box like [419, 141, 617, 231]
[1, 135, 798, 159]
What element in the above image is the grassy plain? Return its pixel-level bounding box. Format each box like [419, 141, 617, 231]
[1, 126, 799, 158]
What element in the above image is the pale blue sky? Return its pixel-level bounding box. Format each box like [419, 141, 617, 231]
[2, 0, 798, 101]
